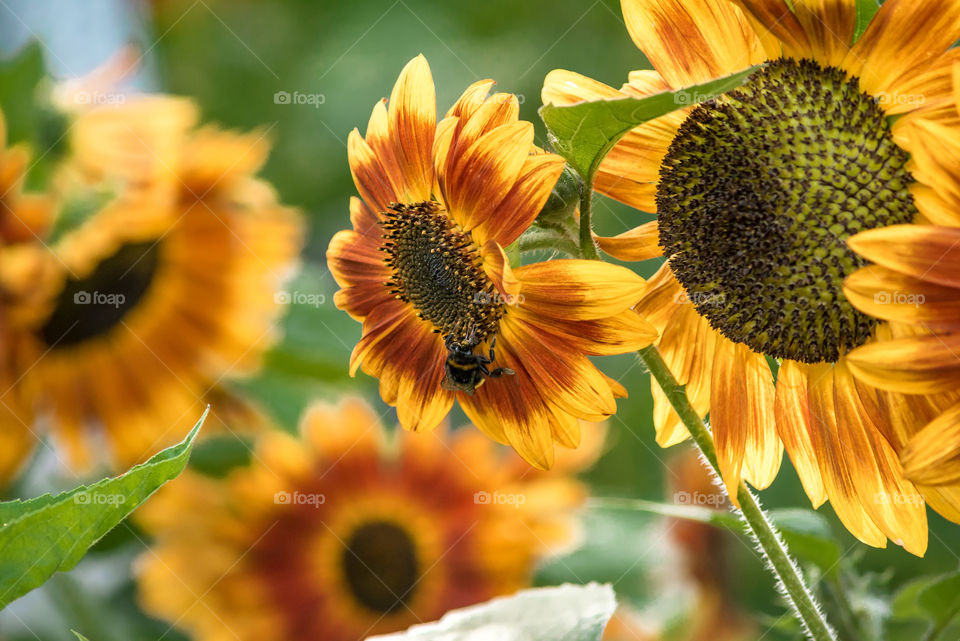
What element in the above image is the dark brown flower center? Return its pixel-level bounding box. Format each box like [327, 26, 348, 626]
[342, 520, 419, 614]
[40, 241, 160, 347]
[657, 59, 917, 363]
[380, 202, 502, 344]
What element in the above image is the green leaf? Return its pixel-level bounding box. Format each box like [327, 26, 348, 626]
[368, 583, 617, 641]
[892, 576, 938, 621]
[768, 508, 842, 574]
[0, 408, 208, 609]
[586, 496, 741, 531]
[72, 632, 91, 641]
[0, 42, 46, 146]
[539, 66, 758, 184]
[854, 0, 881, 43]
[0, 41, 69, 190]
[588, 499, 841, 574]
[917, 572, 960, 629]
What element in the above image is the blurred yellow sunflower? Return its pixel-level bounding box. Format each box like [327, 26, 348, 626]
[0, 109, 58, 483]
[327, 55, 656, 470]
[842, 103, 960, 496]
[543, 0, 960, 554]
[136, 397, 592, 641]
[0, 98, 302, 475]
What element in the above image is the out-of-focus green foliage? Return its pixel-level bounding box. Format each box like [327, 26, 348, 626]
[0, 410, 206, 609]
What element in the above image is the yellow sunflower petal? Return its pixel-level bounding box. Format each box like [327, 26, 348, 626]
[903, 120, 960, 208]
[347, 128, 396, 214]
[833, 363, 927, 555]
[804, 363, 889, 548]
[512, 308, 657, 357]
[474, 152, 566, 248]
[451, 92, 520, 158]
[710, 338, 751, 502]
[844, 0, 960, 96]
[634, 262, 684, 332]
[444, 121, 533, 236]
[912, 184, 960, 228]
[885, 49, 960, 117]
[651, 306, 715, 447]
[349, 300, 412, 376]
[848, 225, 960, 289]
[364, 99, 407, 202]
[394, 329, 454, 433]
[500, 317, 619, 422]
[901, 403, 960, 485]
[846, 332, 960, 394]
[446, 79, 496, 120]
[458, 340, 556, 470]
[791, 0, 855, 66]
[844, 265, 960, 331]
[622, 70, 672, 96]
[729, 0, 811, 57]
[387, 55, 436, 202]
[514, 260, 647, 321]
[775, 360, 827, 507]
[921, 485, 960, 524]
[622, 0, 768, 88]
[595, 221, 662, 261]
[481, 240, 522, 299]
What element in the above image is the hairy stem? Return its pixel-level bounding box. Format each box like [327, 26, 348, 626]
[639, 345, 838, 641]
[579, 180, 599, 259]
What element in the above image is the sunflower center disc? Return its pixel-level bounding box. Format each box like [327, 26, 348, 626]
[657, 58, 918, 364]
[342, 520, 419, 613]
[381, 202, 502, 344]
[40, 241, 160, 347]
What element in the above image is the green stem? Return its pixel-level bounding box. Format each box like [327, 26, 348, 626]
[578, 180, 599, 259]
[639, 345, 838, 641]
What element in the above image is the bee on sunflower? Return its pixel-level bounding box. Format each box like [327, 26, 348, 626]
[135, 397, 594, 641]
[542, 0, 960, 554]
[842, 94, 960, 503]
[327, 55, 657, 470]
[0, 96, 303, 477]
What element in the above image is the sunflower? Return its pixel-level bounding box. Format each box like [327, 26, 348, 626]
[0, 109, 57, 483]
[842, 107, 960, 494]
[542, 0, 960, 553]
[136, 397, 592, 641]
[327, 55, 656, 470]
[0, 100, 302, 474]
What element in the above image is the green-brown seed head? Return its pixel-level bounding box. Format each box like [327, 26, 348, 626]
[657, 59, 917, 364]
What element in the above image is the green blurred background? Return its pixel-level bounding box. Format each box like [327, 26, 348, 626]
[1, 0, 958, 639]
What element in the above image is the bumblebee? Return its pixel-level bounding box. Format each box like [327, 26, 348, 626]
[441, 333, 515, 395]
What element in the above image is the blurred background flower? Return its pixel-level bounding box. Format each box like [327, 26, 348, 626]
[136, 397, 594, 641]
[0, 1, 959, 641]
